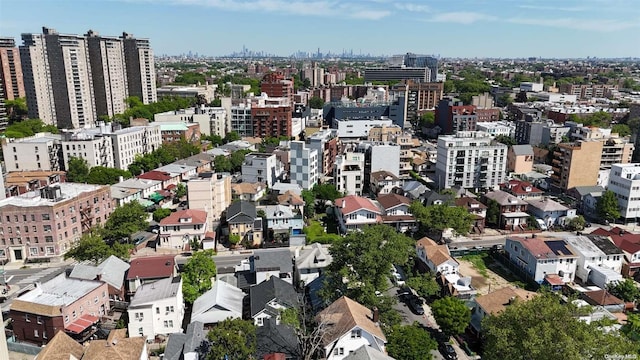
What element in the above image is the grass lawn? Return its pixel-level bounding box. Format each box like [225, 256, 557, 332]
[461, 252, 533, 290]
[304, 219, 341, 244]
[461, 253, 490, 278]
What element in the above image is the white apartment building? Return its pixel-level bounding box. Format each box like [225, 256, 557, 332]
[608, 163, 640, 223]
[20, 33, 56, 125]
[289, 141, 319, 190]
[436, 131, 507, 190]
[241, 153, 285, 188]
[334, 152, 365, 196]
[86, 30, 128, 118]
[186, 173, 232, 224]
[155, 106, 227, 138]
[109, 124, 162, 170]
[127, 277, 184, 341]
[122, 32, 156, 104]
[308, 128, 339, 176]
[230, 101, 253, 137]
[369, 143, 401, 177]
[2, 133, 62, 171]
[61, 131, 114, 168]
[476, 121, 515, 137]
[333, 118, 393, 139]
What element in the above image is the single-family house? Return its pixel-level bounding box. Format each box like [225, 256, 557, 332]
[415, 237, 459, 275]
[137, 170, 180, 190]
[317, 296, 387, 360]
[454, 197, 487, 233]
[231, 182, 267, 202]
[69, 255, 130, 301]
[190, 280, 244, 325]
[591, 227, 640, 278]
[111, 178, 162, 206]
[127, 276, 185, 341]
[277, 190, 305, 216]
[10, 274, 110, 345]
[35, 331, 84, 360]
[250, 248, 294, 285]
[369, 170, 401, 196]
[343, 345, 396, 360]
[483, 190, 530, 230]
[256, 317, 300, 360]
[164, 321, 209, 360]
[581, 289, 626, 313]
[159, 209, 208, 250]
[294, 243, 333, 286]
[500, 179, 544, 201]
[259, 204, 304, 242]
[83, 328, 148, 360]
[377, 193, 417, 233]
[226, 201, 263, 245]
[401, 181, 428, 200]
[334, 195, 383, 234]
[527, 198, 576, 228]
[157, 163, 198, 181]
[568, 186, 604, 220]
[505, 236, 578, 285]
[469, 287, 537, 335]
[250, 276, 299, 327]
[126, 255, 177, 296]
[563, 235, 624, 287]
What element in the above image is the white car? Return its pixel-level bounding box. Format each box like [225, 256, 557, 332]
[391, 265, 406, 286]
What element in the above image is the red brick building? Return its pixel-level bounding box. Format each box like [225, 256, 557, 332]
[260, 72, 294, 104]
[251, 96, 292, 138]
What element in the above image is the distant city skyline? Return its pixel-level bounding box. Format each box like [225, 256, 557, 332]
[1, 0, 639, 58]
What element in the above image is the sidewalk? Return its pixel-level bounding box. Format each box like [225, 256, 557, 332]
[2, 257, 76, 271]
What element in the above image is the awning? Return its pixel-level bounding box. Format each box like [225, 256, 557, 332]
[148, 192, 165, 202]
[65, 314, 99, 334]
[544, 274, 564, 286]
[138, 199, 155, 208]
[157, 190, 172, 197]
[166, 184, 177, 190]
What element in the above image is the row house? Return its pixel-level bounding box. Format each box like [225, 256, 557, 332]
[137, 170, 180, 190]
[563, 235, 624, 288]
[110, 178, 161, 206]
[592, 227, 640, 278]
[505, 235, 578, 285]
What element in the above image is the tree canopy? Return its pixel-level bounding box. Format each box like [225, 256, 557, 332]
[312, 183, 342, 202]
[206, 318, 256, 360]
[101, 201, 149, 243]
[309, 96, 325, 109]
[607, 278, 640, 302]
[431, 296, 471, 337]
[128, 140, 202, 175]
[596, 190, 620, 223]
[406, 272, 440, 300]
[153, 208, 172, 222]
[111, 96, 196, 125]
[182, 250, 217, 304]
[410, 202, 474, 235]
[482, 293, 638, 360]
[612, 124, 632, 137]
[66, 156, 90, 183]
[494, 134, 516, 146]
[3, 118, 58, 138]
[64, 232, 132, 263]
[386, 323, 438, 360]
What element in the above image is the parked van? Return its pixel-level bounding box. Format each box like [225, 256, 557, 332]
[536, 219, 548, 231]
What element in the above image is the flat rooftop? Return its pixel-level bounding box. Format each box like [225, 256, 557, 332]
[0, 183, 106, 208]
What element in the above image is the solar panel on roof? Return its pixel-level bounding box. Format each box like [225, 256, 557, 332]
[545, 240, 571, 256]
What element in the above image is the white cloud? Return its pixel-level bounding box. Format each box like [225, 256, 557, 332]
[395, 3, 430, 13]
[518, 5, 587, 12]
[508, 17, 640, 32]
[429, 12, 497, 24]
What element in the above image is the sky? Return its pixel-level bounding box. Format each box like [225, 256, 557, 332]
[1, 0, 639, 58]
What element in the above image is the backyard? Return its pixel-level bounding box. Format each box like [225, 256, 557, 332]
[458, 252, 529, 294]
[304, 216, 341, 244]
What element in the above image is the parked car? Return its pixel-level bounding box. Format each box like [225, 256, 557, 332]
[406, 295, 424, 315]
[439, 342, 458, 360]
[391, 265, 406, 286]
[397, 286, 412, 300]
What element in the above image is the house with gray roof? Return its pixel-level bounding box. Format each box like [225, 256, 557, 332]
[256, 317, 300, 360]
[249, 276, 299, 327]
[401, 181, 428, 200]
[164, 321, 209, 360]
[127, 277, 184, 341]
[527, 198, 576, 228]
[226, 201, 263, 246]
[483, 190, 529, 230]
[251, 248, 294, 284]
[69, 255, 130, 301]
[568, 185, 605, 219]
[344, 345, 396, 360]
[294, 243, 333, 286]
[259, 204, 304, 241]
[190, 280, 244, 325]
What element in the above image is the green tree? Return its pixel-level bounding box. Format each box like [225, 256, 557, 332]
[431, 296, 471, 337]
[567, 215, 586, 231]
[64, 232, 132, 263]
[175, 183, 187, 198]
[313, 183, 342, 202]
[309, 96, 325, 109]
[85, 166, 131, 185]
[494, 134, 516, 146]
[607, 278, 640, 302]
[612, 124, 632, 137]
[224, 131, 241, 143]
[206, 318, 256, 360]
[229, 234, 241, 245]
[4, 97, 28, 119]
[410, 202, 474, 235]
[101, 201, 149, 243]
[203, 134, 224, 146]
[301, 189, 315, 217]
[182, 250, 217, 304]
[230, 149, 251, 172]
[406, 272, 440, 299]
[485, 199, 500, 227]
[387, 323, 438, 360]
[4, 118, 58, 138]
[482, 293, 638, 360]
[419, 112, 435, 128]
[66, 156, 89, 183]
[596, 190, 620, 223]
[214, 155, 233, 173]
[153, 208, 172, 222]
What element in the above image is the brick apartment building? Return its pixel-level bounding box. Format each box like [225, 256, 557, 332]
[260, 72, 294, 104]
[436, 98, 478, 134]
[0, 183, 112, 262]
[251, 96, 292, 138]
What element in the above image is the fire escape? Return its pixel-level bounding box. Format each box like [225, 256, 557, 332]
[48, 145, 60, 171]
[79, 203, 93, 232]
[99, 136, 109, 166]
[142, 129, 148, 153]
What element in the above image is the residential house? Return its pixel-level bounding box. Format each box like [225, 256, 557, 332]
[137, 170, 180, 190]
[10, 274, 110, 345]
[317, 296, 387, 360]
[377, 193, 417, 233]
[343, 345, 396, 360]
[334, 195, 383, 234]
[454, 197, 487, 234]
[231, 182, 267, 202]
[527, 198, 576, 228]
[271, 182, 303, 196]
[242, 153, 285, 188]
[563, 235, 624, 287]
[250, 248, 294, 285]
[34, 331, 85, 360]
[581, 289, 626, 313]
[157, 163, 198, 182]
[507, 144, 534, 174]
[294, 243, 333, 286]
[483, 190, 530, 230]
[415, 237, 459, 275]
[83, 328, 148, 360]
[422, 190, 454, 206]
[256, 317, 300, 360]
[159, 209, 208, 250]
[568, 186, 604, 220]
[126, 255, 177, 296]
[469, 287, 537, 334]
[69, 255, 130, 301]
[250, 276, 299, 327]
[369, 170, 401, 197]
[401, 181, 428, 200]
[190, 280, 244, 325]
[226, 201, 263, 245]
[591, 227, 640, 278]
[505, 236, 578, 285]
[164, 322, 208, 360]
[111, 178, 162, 206]
[127, 276, 185, 341]
[438, 272, 477, 300]
[277, 190, 305, 216]
[501, 179, 544, 201]
[259, 204, 304, 242]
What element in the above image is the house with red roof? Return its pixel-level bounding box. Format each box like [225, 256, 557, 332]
[591, 227, 640, 278]
[334, 195, 382, 234]
[137, 170, 180, 190]
[159, 209, 208, 250]
[126, 255, 177, 297]
[505, 235, 578, 285]
[377, 193, 417, 233]
[500, 179, 544, 201]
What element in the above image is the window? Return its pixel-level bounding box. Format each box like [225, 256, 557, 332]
[42, 330, 47, 339]
[65, 315, 69, 323]
[350, 329, 362, 338]
[42, 214, 50, 221]
[25, 314, 30, 322]
[34, 329, 39, 338]
[156, 307, 160, 314]
[138, 327, 144, 335]
[257, 317, 263, 326]
[72, 311, 77, 319]
[94, 296, 99, 304]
